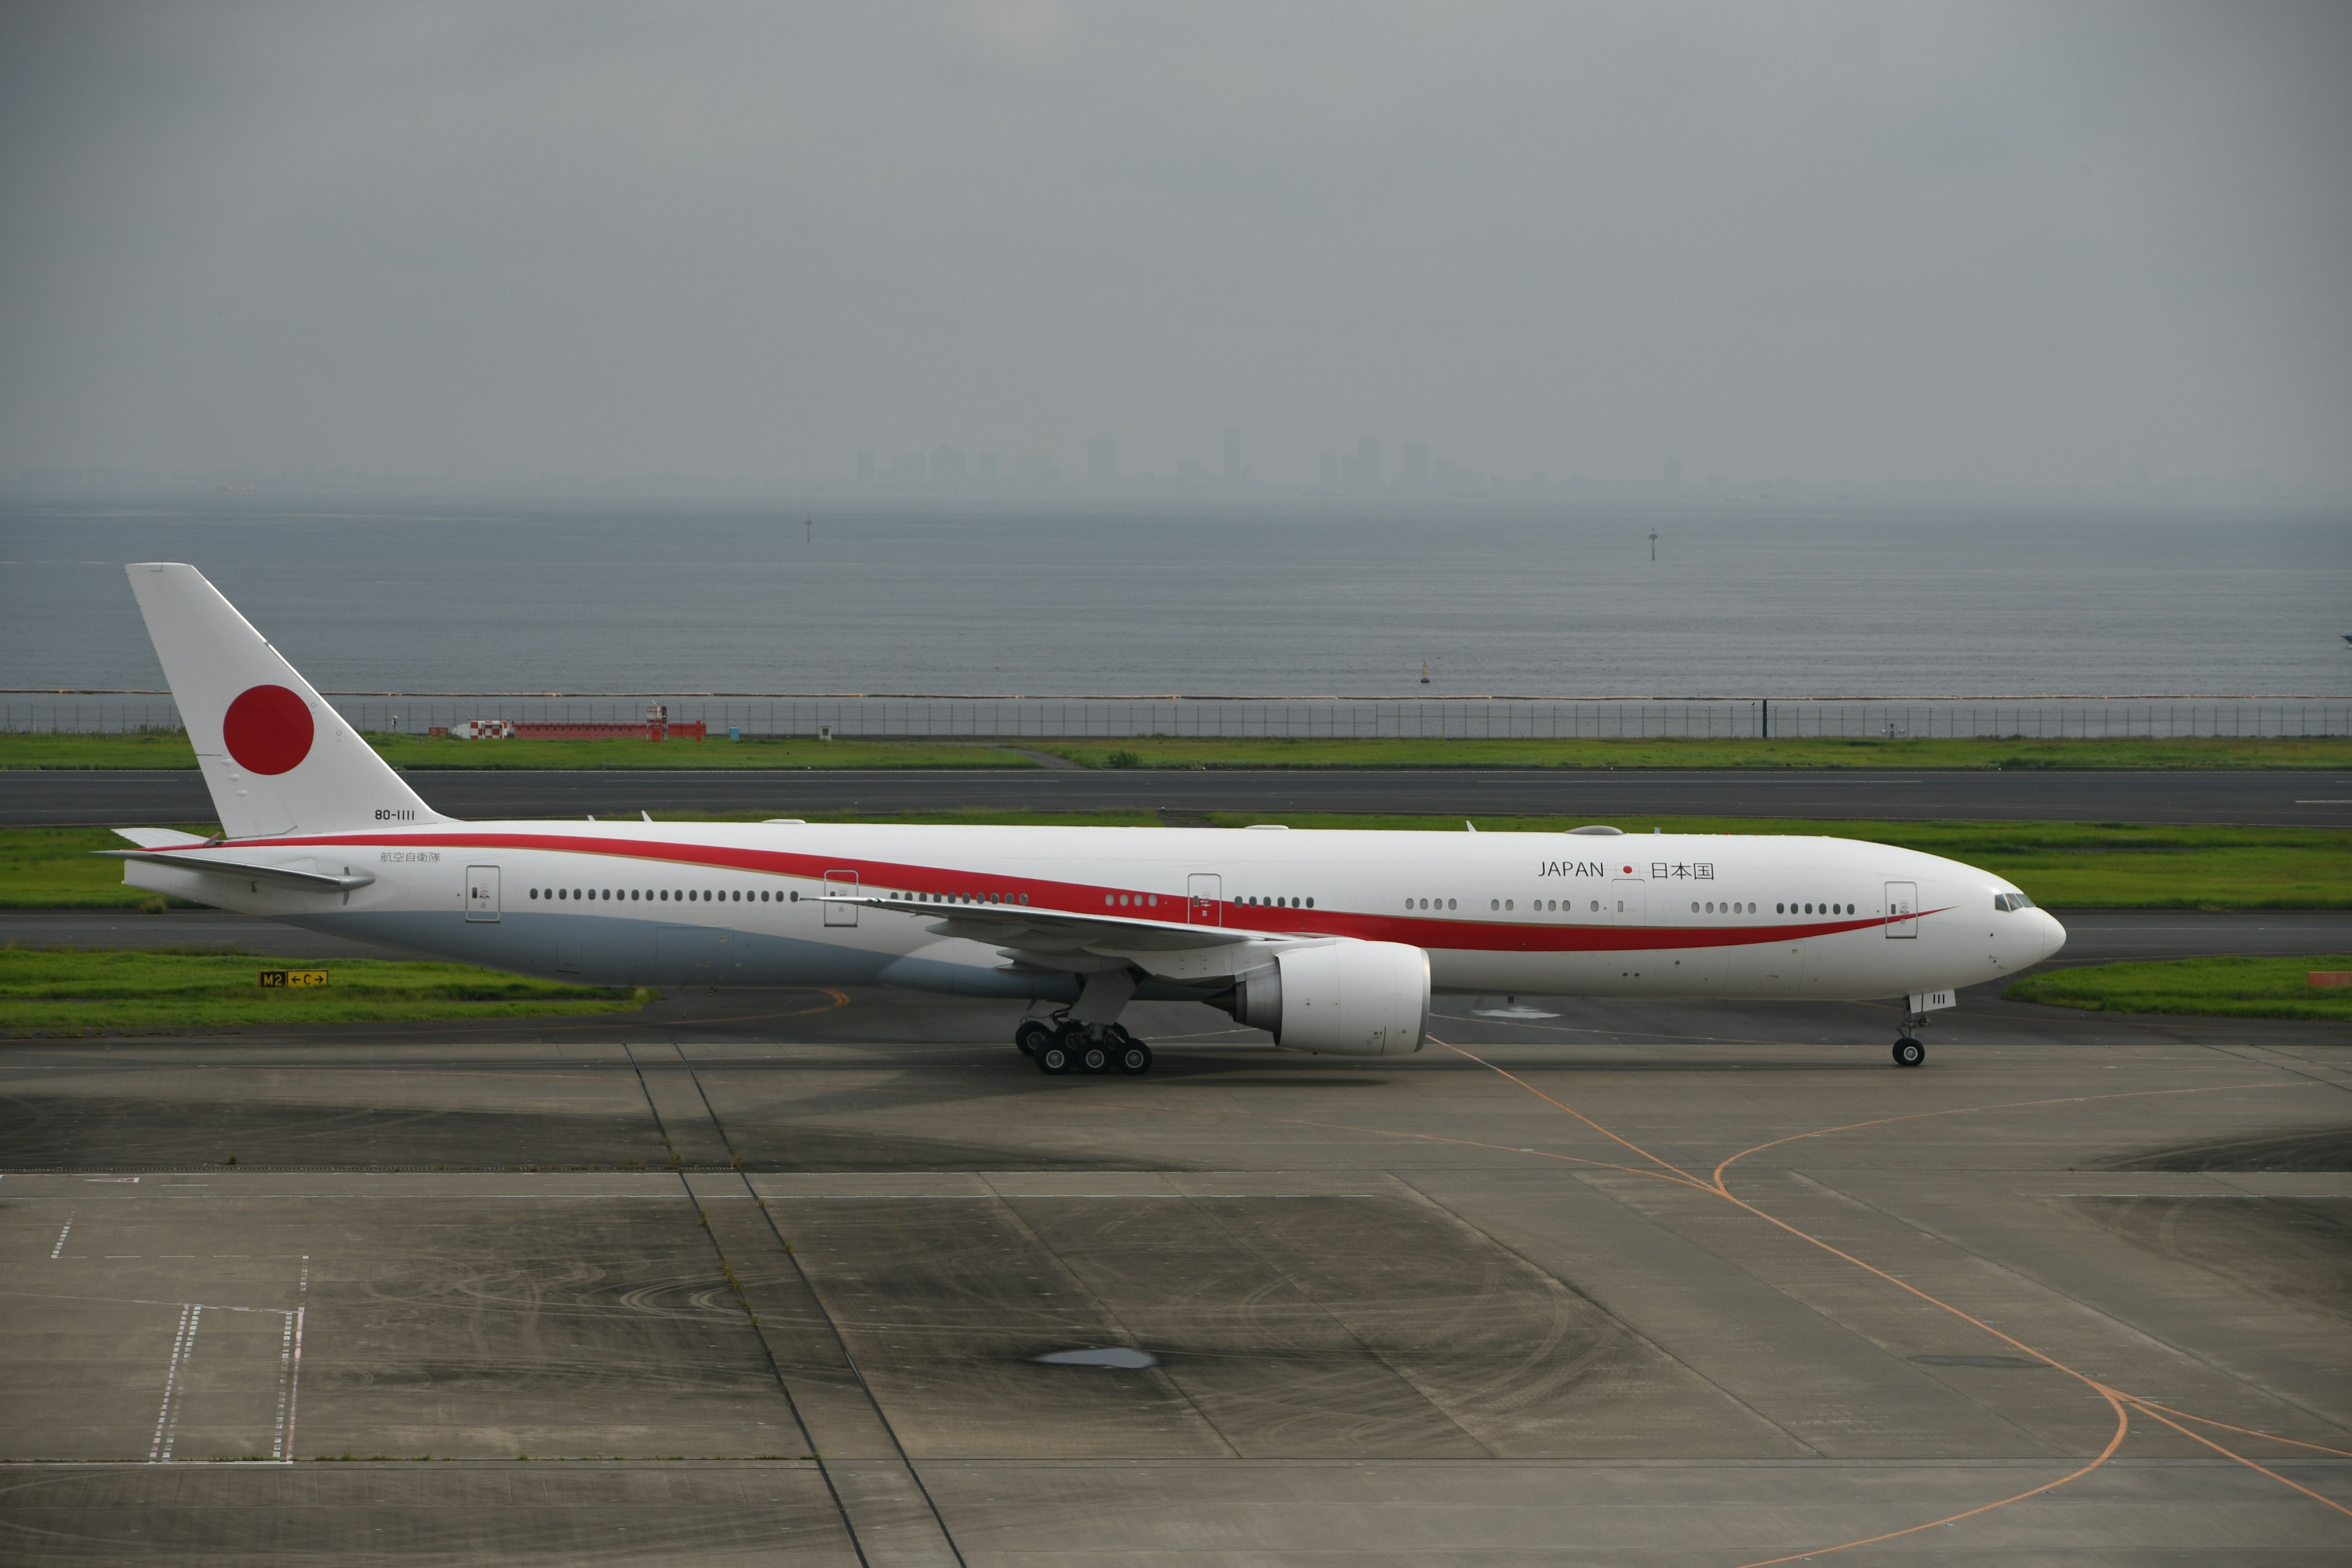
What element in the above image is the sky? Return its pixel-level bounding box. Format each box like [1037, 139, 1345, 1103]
[2, 1, 2348, 489]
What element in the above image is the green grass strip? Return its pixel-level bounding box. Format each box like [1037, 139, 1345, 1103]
[1048, 734, 2352, 771]
[2005, 954, 2352, 1021]
[8, 731, 2351, 771]
[0, 731, 1044, 771]
[0, 948, 644, 1035]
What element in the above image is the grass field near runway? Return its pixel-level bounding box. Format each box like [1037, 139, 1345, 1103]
[6, 731, 2350, 772]
[2006, 953, 2352, 1020]
[1041, 734, 2352, 772]
[5, 814, 2346, 910]
[0, 948, 643, 1034]
[0, 731, 1039, 771]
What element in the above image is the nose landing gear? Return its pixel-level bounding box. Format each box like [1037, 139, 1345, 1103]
[1892, 1002, 1931, 1068]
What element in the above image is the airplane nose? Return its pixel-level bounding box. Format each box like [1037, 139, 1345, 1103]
[2038, 909, 2067, 961]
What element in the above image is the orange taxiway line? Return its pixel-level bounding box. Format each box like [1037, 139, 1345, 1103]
[1433, 1038, 2351, 1562]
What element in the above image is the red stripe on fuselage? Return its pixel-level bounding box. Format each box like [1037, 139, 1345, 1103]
[165, 829, 1932, 956]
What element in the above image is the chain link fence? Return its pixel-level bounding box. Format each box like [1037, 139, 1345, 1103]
[6, 693, 2348, 739]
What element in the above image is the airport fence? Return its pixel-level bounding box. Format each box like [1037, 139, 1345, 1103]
[6, 693, 2350, 740]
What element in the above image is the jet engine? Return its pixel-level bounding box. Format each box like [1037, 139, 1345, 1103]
[1213, 938, 1430, 1056]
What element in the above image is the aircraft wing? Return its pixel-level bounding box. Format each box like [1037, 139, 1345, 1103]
[818, 893, 1286, 981]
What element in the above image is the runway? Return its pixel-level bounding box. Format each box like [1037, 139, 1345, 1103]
[3, 978, 2348, 1563]
[5, 765, 2350, 826]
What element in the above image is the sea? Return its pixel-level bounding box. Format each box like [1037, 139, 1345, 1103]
[2, 496, 2346, 699]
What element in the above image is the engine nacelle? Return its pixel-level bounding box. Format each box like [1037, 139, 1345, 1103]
[1216, 939, 1430, 1057]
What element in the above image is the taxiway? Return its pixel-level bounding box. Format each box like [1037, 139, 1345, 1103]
[3, 975, 2347, 1563]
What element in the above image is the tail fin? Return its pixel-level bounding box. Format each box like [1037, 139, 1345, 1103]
[125, 563, 447, 840]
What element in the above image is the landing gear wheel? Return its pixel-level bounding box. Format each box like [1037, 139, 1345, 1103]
[1078, 1036, 1114, 1074]
[1113, 1039, 1153, 1075]
[1893, 1038, 1926, 1068]
[1014, 1019, 1054, 1058]
[1036, 1037, 1075, 1074]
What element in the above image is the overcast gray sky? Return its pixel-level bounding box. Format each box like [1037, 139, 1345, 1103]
[3, 1, 2347, 488]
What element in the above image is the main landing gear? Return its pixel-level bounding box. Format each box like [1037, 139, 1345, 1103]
[1016, 1017, 1153, 1076]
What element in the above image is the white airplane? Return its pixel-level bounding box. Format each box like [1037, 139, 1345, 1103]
[108, 563, 2064, 1074]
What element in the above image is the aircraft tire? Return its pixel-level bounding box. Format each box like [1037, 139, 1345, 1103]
[1036, 1041, 1075, 1074]
[1893, 1038, 1926, 1068]
[1079, 1039, 1114, 1074]
[1113, 1040, 1153, 1075]
[1014, 1019, 1054, 1058]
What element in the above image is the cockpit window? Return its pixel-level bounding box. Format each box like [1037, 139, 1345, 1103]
[1994, 892, 2036, 911]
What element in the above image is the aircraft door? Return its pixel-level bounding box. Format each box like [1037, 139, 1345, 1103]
[823, 870, 860, 927]
[465, 865, 500, 922]
[1885, 881, 1918, 938]
[1188, 873, 1223, 925]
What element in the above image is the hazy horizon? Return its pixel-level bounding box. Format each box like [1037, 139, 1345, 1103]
[4, 2, 2350, 492]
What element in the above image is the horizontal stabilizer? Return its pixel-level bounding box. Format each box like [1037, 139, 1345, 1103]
[111, 827, 213, 850]
[96, 849, 375, 893]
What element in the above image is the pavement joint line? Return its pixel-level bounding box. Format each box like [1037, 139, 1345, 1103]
[625, 1038, 880, 1568]
[723, 1167, 970, 1565]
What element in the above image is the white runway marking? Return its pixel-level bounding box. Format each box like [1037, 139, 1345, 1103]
[50, 1218, 70, 1259]
[149, 1303, 200, 1461]
[283, 1258, 309, 1461]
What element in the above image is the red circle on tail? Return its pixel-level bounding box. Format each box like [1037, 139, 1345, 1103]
[222, 685, 314, 774]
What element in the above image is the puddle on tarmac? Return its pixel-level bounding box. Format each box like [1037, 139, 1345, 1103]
[1031, 1348, 1160, 1369]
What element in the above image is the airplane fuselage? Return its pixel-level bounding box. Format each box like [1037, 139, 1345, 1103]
[125, 819, 2064, 1005]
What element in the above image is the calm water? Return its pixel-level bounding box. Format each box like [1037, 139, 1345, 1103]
[3, 497, 2346, 697]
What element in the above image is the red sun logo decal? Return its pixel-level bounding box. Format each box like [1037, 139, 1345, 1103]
[222, 684, 314, 774]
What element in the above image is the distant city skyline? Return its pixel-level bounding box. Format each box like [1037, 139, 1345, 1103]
[6, 439, 2315, 507]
